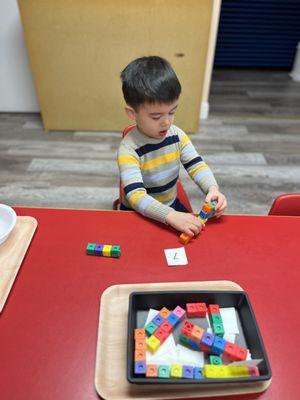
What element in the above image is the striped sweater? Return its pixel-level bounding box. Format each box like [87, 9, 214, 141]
[117, 125, 218, 223]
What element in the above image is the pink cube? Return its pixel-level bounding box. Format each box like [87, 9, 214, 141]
[173, 305, 186, 321]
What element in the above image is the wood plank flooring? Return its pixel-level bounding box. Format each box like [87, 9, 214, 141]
[0, 69, 299, 215]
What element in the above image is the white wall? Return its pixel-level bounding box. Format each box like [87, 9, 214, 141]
[0, 0, 39, 112]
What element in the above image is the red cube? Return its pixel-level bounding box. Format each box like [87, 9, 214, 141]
[160, 321, 173, 334]
[223, 342, 237, 361]
[208, 304, 220, 315]
[181, 320, 195, 337]
[153, 327, 169, 343]
[234, 345, 247, 361]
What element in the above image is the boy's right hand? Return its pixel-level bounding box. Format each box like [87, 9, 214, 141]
[165, 210, 203, 236]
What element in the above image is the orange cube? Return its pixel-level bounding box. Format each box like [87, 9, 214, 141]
[134, 328, 146, 340]
[159, 307, 171, 318]
[179, 232, 192, 244]
[146, 364, 158, 377]
[135, 338, 147, 351]
[190, 325, 205, 342]
[134, 349, 146, 361]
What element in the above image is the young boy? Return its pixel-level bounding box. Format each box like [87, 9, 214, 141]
[118, 56, 227, 237]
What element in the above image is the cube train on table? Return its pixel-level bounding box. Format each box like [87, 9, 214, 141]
[86, 243, 121, 258]
[127, 290, 272, 384]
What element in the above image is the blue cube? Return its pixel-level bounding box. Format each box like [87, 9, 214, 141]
[188, 338, 200, 349]
[94, 244, 104, 256]
[167, 312, 180, 327]
[194, 367, 203, 379]
[182, 365, 194, 379]
[134, 361, 146, 375]
[211, 336, 226, 355]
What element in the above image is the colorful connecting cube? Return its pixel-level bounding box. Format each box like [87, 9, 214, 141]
[200, 332, 215, 351]
[190, 325, 205, 342]
[134, 349, 146, 361]
[134, 329, 146, 340]
[134, 361, 146, 375]
[94, 244, 103, 256]
[211, 336, 226, 355]
[170, 364, 183, 378]
[194, 367, 203, 379]
[152, 314, 165, 327]
[147, 335, 160, 353]
[159, 307, 171, 319]
[173, 305, 186, 321]
[181, 320, 195, 336]
[86, 243, 96, 255]
[146, 364, 158, 377]
[158, 365, 170, 378]
[102, 245, 112, 257]
[86, 243, 121, 258]
[145, 321, 158, 336]
[166, 312, 180, 327]
[209, 355, 222, 365]
[182, 365, 194, 379]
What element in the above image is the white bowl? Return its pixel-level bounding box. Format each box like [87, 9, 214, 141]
[0, 204, 17, 245]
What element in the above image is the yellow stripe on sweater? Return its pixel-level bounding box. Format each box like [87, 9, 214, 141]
[141, 150, 180, 171]
[118, 155, 139, 166]
[181, 133, 190, 149]
[154, 188, 176, 203]
[189, 163, 209, 178]
[128, 191, 145, 207]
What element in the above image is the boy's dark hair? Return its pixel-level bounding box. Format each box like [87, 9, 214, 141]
[120, 56, 181, 109]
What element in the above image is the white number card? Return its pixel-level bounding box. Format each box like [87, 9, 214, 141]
[164, 247, 188, 266]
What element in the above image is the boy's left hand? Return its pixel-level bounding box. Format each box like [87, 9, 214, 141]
[205, 186, 227, 218]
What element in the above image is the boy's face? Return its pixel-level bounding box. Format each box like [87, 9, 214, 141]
[125, 100, 178, 140]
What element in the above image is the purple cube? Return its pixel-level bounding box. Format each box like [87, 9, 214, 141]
[182, 365, 194, 379]
[94, 244, 104, 256]
[200, 332, 215, 348]
[152, 314, 165, 327]
[173, 305, 186, 321]
[134, 361, 146, 375]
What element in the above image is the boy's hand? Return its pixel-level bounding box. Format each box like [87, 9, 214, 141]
[205, 186, 227, 218]
[165, 210, 203, 236]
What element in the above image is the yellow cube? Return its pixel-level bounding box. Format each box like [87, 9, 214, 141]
[202, 365, 231, 379]
[227, 366, 249, 378]
[102, 245, 112, 257]
[147, 335, 160, 354]
[170, 364, 183, 378]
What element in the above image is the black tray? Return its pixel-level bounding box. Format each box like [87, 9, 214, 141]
[127, 290, 271, 384]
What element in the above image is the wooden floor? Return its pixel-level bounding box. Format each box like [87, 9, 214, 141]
[1, 69, 299, 215]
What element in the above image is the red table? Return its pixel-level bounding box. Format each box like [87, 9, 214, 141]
[0, 208, 299, 400]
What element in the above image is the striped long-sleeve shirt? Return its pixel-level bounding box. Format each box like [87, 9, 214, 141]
[117, 125, 218, 223]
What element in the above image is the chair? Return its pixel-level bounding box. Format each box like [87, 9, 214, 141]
[113, 125, 193, 212]
[268, 193, 300, 216]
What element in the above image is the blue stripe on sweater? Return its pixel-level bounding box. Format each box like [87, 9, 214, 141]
[124, 182, 145, 195]
[135, 135, 179, 156]
[147, 177, 178, 194]
[183, 156, 203, 170]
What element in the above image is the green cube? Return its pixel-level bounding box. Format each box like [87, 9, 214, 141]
[209, 355, 222, 365]
[179, 334, 189, 345]
[212, 322, 225, 337]
[210, 314, 222, 325]
[158, 365, 170, 378]
[86, 243, 96, 255]
[111, 245, 121, 258]
[145, 321, 158, 336]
